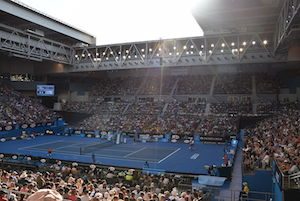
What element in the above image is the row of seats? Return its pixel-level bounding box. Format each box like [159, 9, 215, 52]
[243, 103, 300, 176]
[0, 84, 58, 127]
[0, 162, 207, 201]
[87, 73, 279, 96]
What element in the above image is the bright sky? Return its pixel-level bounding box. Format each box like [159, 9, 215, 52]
[18, 0, 203, 45]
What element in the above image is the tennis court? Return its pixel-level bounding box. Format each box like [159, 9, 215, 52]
[20, 140, 179, 163]
[0, 135, 226, 174]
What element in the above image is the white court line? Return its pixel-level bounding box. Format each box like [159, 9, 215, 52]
[55, 143, 84, 150]
[124, 147, 147, 158]
[158, 148, 181, 164]
[95, 148, 132, 153]
[190, 153, 199, 160]
[19, 140, 63, 150]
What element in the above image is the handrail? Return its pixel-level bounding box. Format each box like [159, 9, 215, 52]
[0, 153, 200, 178]
[273, 160, 300, 190]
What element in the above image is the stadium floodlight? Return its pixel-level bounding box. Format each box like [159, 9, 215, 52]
[75, 54, 78, 58]
[149, 48, 152, 52]
[82, 54, 85, 57]
[128, 55, 131, 58]
[102, 52, 106, 55]
[221, 43, 225, 47]
[173, 46, 177, 50]
[242, 41, 247, 46]
[135, 55, 138, 58]
[156, 53, 160, 56]
[183, 45, 187, 50]
[88, 53, 91, 57]
[123, 56, 126, 59]
[141, 49, 145, 52]
[142, 54, 145, 58]
[239, 48, 243, 52]
[252, 41, 256, 45]
[96, 52, 99, 56]
[211, 44, 214, 48]
[126, 50, 129, 53]
[231, 42, 235, 46]
[176, 52, 179, 55]
[169, 52, 172, 56]
[190, 51, 194, 54]
[116, 56, 119, 60]
[209, 50, 212, 54]
[190, 45, 194, 48]
[201, 45, 204, 48]
[263, 40, 268, 45]
[110, 51, 113, 55]
[199, 51, 203, 55]
[93, 58, 97, 61]
[106, 57, 109, 60]
[159, 48, 162, 51]
[118, 51, 121, 55]
[221, 49, 224, 53]
[186, 51, 189, 55]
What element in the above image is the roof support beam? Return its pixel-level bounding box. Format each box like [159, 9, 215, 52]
[0, 0, 96, 45]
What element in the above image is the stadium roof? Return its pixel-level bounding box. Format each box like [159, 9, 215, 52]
[0, 0, 96, 45]
[192, 0, 283, 35]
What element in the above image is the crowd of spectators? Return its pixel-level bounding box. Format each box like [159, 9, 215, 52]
[78, 73, 281, 99]
[125, 101, 165, 116]
[64, 101, 128, 115]
[243, 103, 300, 175]
[176, 75, 212, 95]
[0, 162, 207, 201]
[256, 100, 278, 114]
[76, 110, 238, 138]
[64, 102, 101, 114]
[256, 74, 279, 94]
[197, 117, 238, 137]
[139, 76, 175, 95]
[165, 100, 206, 115]
[210, 98, 252, 114]
[0, 84, 57, 127]
[76, 73, 281, 99]
[90, 77, 142, 97]
[214, 74, 252, 94]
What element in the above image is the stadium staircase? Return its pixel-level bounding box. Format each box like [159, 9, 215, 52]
[161, 102, 169, 116]
[122, 103, 132, 114]
[170, 78, 179, 96]
[203, 75, 216, 115]
[135, 70, 151, 96]
[252, 75, 257, 114]
[210, 75, 216, 96]
[214, 141, 243, 201]
[205, 103, 211, 115]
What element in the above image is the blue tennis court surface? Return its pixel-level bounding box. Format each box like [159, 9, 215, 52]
[0, 135, 226, 175]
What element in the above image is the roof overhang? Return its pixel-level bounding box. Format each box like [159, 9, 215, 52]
[192, 0, 282, 35]
[0, 0, 96, 45]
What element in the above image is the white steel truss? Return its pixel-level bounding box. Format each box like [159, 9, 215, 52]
[274, 0, 300, 52]
[71, 32, 287, 72]
[0, 22, 291, 70]
[0, 23, 73, 64]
